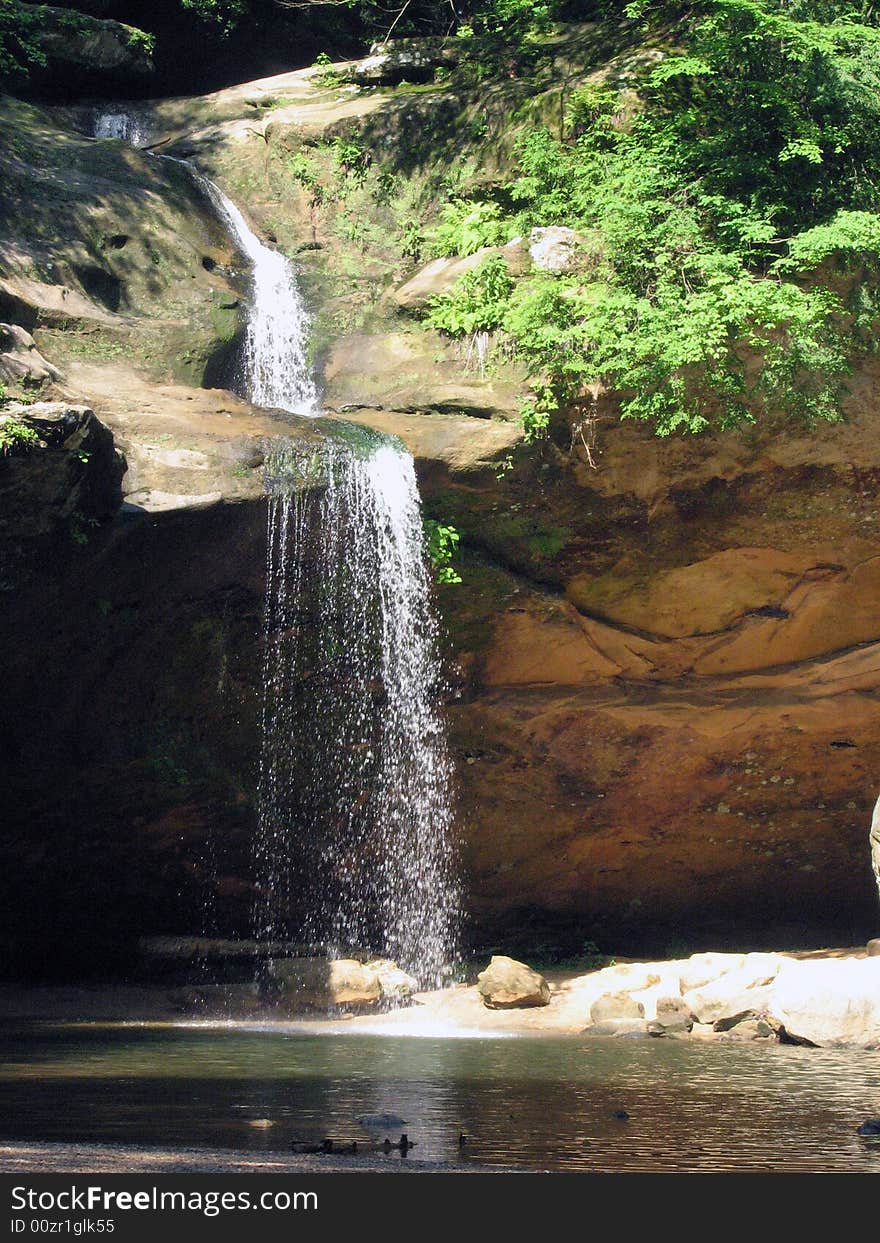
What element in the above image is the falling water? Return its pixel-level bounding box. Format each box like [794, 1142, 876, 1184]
[198, 184, 318, 416]
[94, 110, 148, 146]
[258, 432, 459, 983]
[92, 109, 459, 984]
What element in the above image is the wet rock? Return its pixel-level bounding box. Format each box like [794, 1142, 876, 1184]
[768, 958, 880, 1048]
[477, 956, 550, 1009]
[365, 958, 419, 1002]
[269, 958, 382, 1010]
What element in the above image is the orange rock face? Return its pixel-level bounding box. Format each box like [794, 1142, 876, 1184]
[429, 363, 880, 952]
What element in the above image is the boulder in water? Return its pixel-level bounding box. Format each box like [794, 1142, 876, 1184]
[269, 958, 382, 1010]
[477, 956, 550, 1009]
[654, 996, 694, 1033]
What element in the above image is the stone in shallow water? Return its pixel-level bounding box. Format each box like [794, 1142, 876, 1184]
[655, 996, 694, 1033]
[477, 956, 550, 1009]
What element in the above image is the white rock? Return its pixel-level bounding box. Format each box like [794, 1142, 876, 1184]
[678, 952, 747, 993]
[768, 958, 880, 1047]
[528, 226, 582, 273]
[682, 954, 784, 1025]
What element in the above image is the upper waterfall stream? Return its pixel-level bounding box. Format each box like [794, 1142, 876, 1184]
[93, 109, 459, 984]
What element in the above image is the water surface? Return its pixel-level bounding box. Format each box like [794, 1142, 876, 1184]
[1, 1024, 879, 1172]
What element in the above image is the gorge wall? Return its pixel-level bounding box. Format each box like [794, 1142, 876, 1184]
[1, 22, 879, 977]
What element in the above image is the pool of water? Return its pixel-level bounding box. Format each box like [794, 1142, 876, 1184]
[1, 1022, 879, 1172]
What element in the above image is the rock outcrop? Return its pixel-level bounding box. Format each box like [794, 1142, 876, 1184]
[0, 400, 123, 590]
[351, 39, 457, 87]
[18, 3, 154, 96]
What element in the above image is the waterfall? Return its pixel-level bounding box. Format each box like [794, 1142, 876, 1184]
[260, 433, 459, 983]
[93, 109, 459, 985]
[94, 110, 148, 146]
[198, 183, 318, 416]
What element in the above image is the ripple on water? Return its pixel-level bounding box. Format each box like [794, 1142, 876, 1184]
[1, 1024, 879, 1173]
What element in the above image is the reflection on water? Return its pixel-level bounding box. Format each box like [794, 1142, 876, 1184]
[1, 1024, 879, 1172]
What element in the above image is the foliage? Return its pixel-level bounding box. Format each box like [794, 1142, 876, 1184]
[0, 417, 40, 456]
[427, 199, 510, 258]
[427, 255, 513, 336]
[311, 50, 345, 88]
[519, 387, 558, 443]
[179, 0, 246, 37]
[126, 27, 155, 55]
[0, 0, 47, 85]
[424, 518, 462, 585]
[331, 136, 371, 188]
[422, 0, 880, 436]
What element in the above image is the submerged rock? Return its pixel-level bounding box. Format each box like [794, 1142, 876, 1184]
[477, 955, 550, 1009]
[356, 1112, 407, 1132]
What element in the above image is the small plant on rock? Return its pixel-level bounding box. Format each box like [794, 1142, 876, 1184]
[0, 417, 40, 456]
